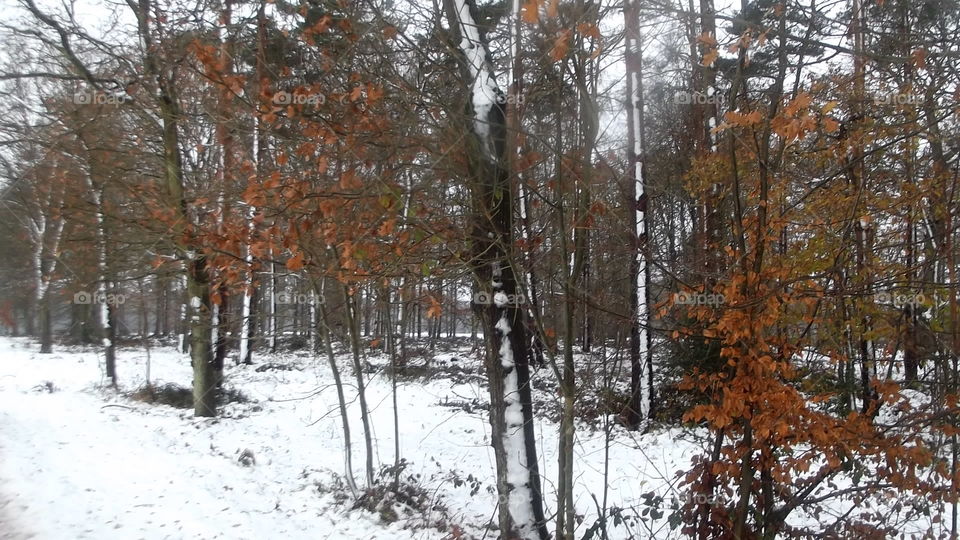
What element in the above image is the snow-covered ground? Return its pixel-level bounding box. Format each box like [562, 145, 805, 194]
[0, 336, 699, 539]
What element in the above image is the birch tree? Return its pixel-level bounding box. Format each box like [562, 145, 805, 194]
[623, 0, 653, 429]
[440, 0, 549, 537]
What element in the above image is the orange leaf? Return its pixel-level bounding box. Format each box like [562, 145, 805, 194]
[287, 251, 305, 271]
[549, 30, 571, 61]
[912, 48, 927, 69]
[426, 296, 443, 319]
[339, 169, 362, 190]
[521, 0, 539, 23]
[377, 219, 395, 236]
[701, 49, 719, 67]
[349, 85, 363, 102]
[366, 84, 384, 103]
[784, 92, 812, 116]
[822, 117, 839, 133]
[576, 22, 601, 40]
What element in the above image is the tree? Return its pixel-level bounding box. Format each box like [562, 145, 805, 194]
[441, 0, 549, 537]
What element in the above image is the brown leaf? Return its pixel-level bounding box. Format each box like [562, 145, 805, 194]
[286, 251, 305, 271]
[549, 31, 571, 61]
[521, 0, 539, 23]
[701, 49, 719, 67]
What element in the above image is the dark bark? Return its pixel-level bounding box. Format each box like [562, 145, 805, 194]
[442, 0, 548, 536]
[38, 291, 52, 354]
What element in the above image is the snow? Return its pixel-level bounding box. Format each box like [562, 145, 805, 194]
[494, 312, 538, 539]
[1, 336, 940, 537]
[451, 0, 502, 160]
[0, 339, 471, 538]
[0, 336, 710, 539]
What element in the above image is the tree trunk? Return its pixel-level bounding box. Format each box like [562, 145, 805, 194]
[38, 290, 52, 354]
[268, 259, 277, 353]
[188, 258, 216, 417]
[316, 279, 358, 496]
[178, 274, 190, 354]
[344, 284, 374, 486]
[133, 0, 216, 416]
[851, 0, 878, 416]
[624, 0, 653, 429]
[442, 0, 548, 537]
[238, 277, 254, 364]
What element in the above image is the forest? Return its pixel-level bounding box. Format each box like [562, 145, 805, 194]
[0, 0, 958, 538]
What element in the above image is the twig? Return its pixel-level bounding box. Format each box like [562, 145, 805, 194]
[101, 404, 134, 411]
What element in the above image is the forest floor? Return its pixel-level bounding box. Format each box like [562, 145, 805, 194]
[0, 336, 929, 539]
[0, 336, 697, 539]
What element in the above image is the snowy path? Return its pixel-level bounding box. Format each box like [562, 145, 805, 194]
[0, 388, 233, 539]
[0, 482, 31, 539]
[0, 339, 457, 540]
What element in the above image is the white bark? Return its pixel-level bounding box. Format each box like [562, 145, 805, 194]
[240, 88, 263, 364]
[447, 1, 543, 535]
[25, 174, 66, 352]
[27, 187, 65, 304]
[81, 164, 113, 355]
[451, 0, 503, 159]
[625, 0, 651, 422]
[211, 302, 220, 351]
[492, 262, 539, 539]
[268, 256, 277, 352]
[238, 236, 253, 363]
[178, 272, 188, 352]
[309, 287, 317, 353]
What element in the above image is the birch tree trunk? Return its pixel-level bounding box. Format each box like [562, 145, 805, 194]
[442, 0, 548, 536]
[77, 138, 117, 382]
[238, 205, 255, 365]
[94, 189, 116, 384]
[238, 2, 268, 366]
[624, 0, 652, 429]
[26, 173, 65, 355]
